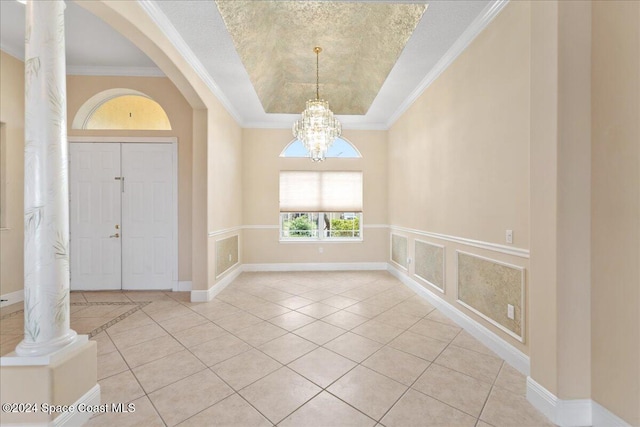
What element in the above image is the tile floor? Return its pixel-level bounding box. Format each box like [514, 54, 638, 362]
[0, 271, 554, 426]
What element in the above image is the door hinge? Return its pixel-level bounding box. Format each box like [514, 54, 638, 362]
[115, 176, 125, 192]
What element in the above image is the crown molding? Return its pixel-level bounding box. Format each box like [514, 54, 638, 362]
[67, 65, 164, 77]
[386, 0, 510, 128]
[137, 0, 242, 125]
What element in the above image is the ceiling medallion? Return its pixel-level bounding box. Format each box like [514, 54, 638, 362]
[292, 47, 342, 162]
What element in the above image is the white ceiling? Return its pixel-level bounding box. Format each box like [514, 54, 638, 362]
[0, 0, 501, 130]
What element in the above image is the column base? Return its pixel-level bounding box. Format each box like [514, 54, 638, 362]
[0, 337, 98, 426]
[15, 329, 78, 357]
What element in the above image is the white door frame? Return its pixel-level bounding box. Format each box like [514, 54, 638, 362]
[68, 136, 179, 290]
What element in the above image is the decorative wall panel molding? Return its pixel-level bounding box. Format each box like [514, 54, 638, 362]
[390, 233, 408, 270]
[414, 239, 445, 293]
[215, 234, 239, 278]
[456, 251, 525, 342]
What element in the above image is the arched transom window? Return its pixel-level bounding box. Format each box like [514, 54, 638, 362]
[280, 137, 362, 158]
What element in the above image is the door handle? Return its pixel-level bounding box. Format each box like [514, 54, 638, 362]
[110, 233, 120, 238]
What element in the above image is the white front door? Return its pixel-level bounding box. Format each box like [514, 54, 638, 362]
[69, 142, 176, 291]
[69, 143, 122, 290]
[121, 144, 175, 290]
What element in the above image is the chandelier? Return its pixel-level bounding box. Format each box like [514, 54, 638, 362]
[292, 47, 342, 162]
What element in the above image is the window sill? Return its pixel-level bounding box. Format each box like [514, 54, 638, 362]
[279, 238, 363, 243]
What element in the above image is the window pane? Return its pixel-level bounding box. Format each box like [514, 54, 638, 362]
[281, 213, 318, 238]
[326, 213, 361, 238]
[281, 137, 361, 158]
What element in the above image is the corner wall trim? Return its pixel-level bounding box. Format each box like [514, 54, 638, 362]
[526, 377, 593, 427]
[190, 266, 243, 302]
[387, 263, 530, 376]
[243, 262, 388, 272]
[0, 290, 24, 308]
[52, 383, 101, 427]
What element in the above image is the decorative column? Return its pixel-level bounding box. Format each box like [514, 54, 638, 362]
[16, 0, 77, 356]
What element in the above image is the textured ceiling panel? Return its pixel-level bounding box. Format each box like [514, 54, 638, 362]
[216, 1, 427, 115]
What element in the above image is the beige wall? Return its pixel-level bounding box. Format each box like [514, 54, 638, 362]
[0, 51, 25, 297]
[591, 1, 640, 424]
[387, 2, 531, 353]
[67, 75, 193, 282]
[242, 129, 388, 265]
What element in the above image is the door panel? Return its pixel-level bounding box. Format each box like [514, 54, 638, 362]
[70, 143, 122, 290]
[121, 144, 174, 290]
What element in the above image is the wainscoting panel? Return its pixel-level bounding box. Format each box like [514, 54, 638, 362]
[390, 234, 408, 270]
[414, 240, 445, 293]
[457, 251, 525, 341]
[216, 234, 239, 278]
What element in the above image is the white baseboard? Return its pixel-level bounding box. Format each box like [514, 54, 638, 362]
[0, 289, 24, 308]
[173, 281, 193, 292]
[592, 400, 632, 427]
[526, 376, 593, 427]
[243, 262, 388, 272]
[190, 266, 243, 302]
[53, 383, 101, 427]
[387, 263, 530, 376]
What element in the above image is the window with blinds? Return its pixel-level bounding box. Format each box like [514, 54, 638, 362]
[279, 171, 363, 241]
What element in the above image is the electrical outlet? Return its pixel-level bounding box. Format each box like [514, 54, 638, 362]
[506, 230, 513, 244]
[319, 247, 323, 254]
[507, 304, 515, 320]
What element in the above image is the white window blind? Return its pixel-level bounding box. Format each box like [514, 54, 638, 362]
[279, 171, 363, 212]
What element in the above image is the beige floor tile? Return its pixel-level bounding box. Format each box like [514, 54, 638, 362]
[289, 347, 357, 388]
[157, 311, 208, 334]
[341, 287, 381, 301]
[300, 289, 335, 302]
[252, 288, 294, 303]
[98, 370, 145, 405]
[480, 386, 554, 427]
[322, 310, 369, 330]
[190, 332, 252, 366]
[392, 299, 435, 317]
[268, 311, 316, 331]
[327, 365, 407, 420]
[132, 350, 206, 393]
[214, 311, 264, 334]
[258, 333, 318, 364]
[324, 332, 383, 363]
[278, 296, 315, 310]
[426, 309, 459, 327]
[83, 292, 132, 303]
[177, 393, 271, 427]
[125, 291, 175, 302]
[119, 334, 184, 368]
[451, 330, 498, 357]
[372, 310, 422, 330]
[322, 295, 359, 309]
[494, 362, 527, 395]
[172, 322, 227, 348]
[362, 346, 430, 386]
[477, 421, 494, 427]
[388, 331, 448, 361]
[413, 363, 491, 417]
[296, 302, 341, 319]
[239, 367, 321, 424]
[251, 303, 291, 320]
[71, 317, 115, 334]
[108, 322, 168, 350]
[73, 304, 134, 318]
[149, 369, 234, 426]
[293, 320, 347, 345]
[352, 320, 404, 344]
[87, 396, 164, 427]
[408, 318, 462, 342]
[0, 335, 22, 356]
[381, 389, 476, 427]
[189, 301, 241, 320]
[97, 350, 129, 380]
[211, 349, 282, 390]
[70, 292, 86, 303]
[435, 346, 503, 384]
[344, 302, 389, 318]
[90, 331, 117, 356]
[234, 320, 287, 346]
[279, 391, 376, 427]
[104, 310, 154, 335]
